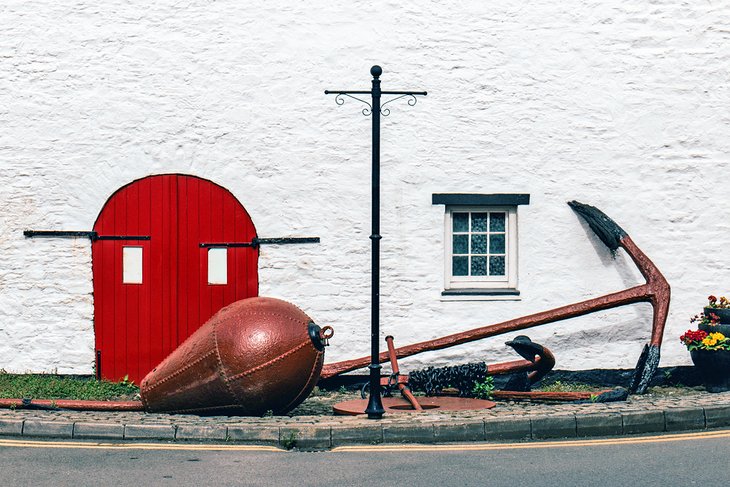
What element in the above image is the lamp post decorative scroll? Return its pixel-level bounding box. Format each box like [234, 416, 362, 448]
[325, 65, 427, 419]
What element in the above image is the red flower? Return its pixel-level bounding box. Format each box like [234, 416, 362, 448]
[680, 329, 708, 344]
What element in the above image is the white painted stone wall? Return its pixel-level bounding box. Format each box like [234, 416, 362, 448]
[1, 0, 729, 375]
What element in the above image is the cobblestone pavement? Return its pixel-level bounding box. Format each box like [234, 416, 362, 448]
[1, 389, 730, 450]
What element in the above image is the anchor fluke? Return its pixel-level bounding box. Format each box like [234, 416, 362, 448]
[568, 200, 627, 252]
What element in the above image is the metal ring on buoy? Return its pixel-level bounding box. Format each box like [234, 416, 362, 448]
[320, 326, 334, 340]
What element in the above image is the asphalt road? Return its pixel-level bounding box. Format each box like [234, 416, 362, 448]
[0, 430, 727, 487]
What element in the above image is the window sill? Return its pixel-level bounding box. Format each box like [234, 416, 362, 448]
[440, 288, 521, 302]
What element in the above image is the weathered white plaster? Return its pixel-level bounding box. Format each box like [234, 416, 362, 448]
[1, 1, 729, 375]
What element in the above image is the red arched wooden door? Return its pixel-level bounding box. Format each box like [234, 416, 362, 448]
[92, 174, 258, 383]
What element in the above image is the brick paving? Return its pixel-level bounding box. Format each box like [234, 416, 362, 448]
[1, 389, 729, 449]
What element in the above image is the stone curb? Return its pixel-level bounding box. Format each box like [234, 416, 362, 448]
[1, 404, 729, 450]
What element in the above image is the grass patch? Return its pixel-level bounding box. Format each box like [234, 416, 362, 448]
[0, 373, 139, 401]
[535, 380, 596, 393]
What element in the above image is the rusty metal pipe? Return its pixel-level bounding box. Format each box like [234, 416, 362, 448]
[491, 390, 612, 402]
[385, 335, 422, 411]
[398, 384, 422, 411]
[0, 398, 144, 411]
[486, 359, 537, 376]
[322, 285, 646, 379]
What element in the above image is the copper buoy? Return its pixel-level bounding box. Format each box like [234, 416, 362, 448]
[140, 297, 332, 416]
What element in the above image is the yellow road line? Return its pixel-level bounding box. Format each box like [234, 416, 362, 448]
[2, 428, 729, 453]
[0, 439, 282, 452]
[332, 429, 730, 452]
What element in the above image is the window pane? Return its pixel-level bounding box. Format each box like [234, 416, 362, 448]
[453, 213, 468, 232]
[471, 234, 487, 254]
[472, 213, 488, 232]
[208, 248, 228, 285]
[122, 247, 143, 284]
[490, 212, 506, 232]
[453, 235, 468, 254]
[489, 256, 506, 276]
[471, 256, 487, 276]
[490, 234, 505, 254]
[453, 256, 468, 276]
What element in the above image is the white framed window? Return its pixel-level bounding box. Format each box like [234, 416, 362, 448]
[433, 193, 529, 299]
[444, 206, 519, 293]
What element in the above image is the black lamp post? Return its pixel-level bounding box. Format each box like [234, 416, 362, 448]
[325, 66, 426, 419]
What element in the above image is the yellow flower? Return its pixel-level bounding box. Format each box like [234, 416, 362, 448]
[702, 332, 726, 347]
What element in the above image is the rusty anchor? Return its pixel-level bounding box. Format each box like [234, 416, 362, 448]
[333, 334, 622, 414]
[324, 201, 670, 396]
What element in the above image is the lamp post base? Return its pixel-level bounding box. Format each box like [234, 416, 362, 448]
[365, 363, 385, 419]
[365, 393, 385, 419]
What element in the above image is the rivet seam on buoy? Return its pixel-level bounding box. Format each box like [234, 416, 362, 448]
[211, 319, 241, 404]
[279, 351, 324, 412]
[227, 339, 310, 383]
[143, 349, 217, 392]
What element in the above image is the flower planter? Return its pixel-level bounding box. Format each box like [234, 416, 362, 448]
[690, 349, 730, 393]
[704, 307, 730, 324]
[698, 321, 730, 337]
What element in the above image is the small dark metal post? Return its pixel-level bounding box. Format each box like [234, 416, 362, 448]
[366, 66, 385, 419]
[95, 350, 102, 381]
[325, 66, 426, 419]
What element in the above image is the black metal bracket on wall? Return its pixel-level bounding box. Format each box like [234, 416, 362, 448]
[24, 231, 150, 242]
[199, 237, 320, 249]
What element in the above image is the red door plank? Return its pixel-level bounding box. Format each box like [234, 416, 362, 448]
[185, 176, 200, 341]
[176, 175, 189, 342]
[114, 191, 127, 380]
[149, 175, 164, 377]
[211, 183, 226, 313]
[169, 175, 180, 351]
[126, 181, 140, 382]
[137, 176, 152, 378]
[198, 179, 212, 326]
[222, 194, 236, 306]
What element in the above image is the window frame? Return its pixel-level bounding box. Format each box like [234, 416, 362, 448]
[443, 205, 518, 292]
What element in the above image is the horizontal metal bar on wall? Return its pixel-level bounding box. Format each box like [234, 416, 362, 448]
[256, 237, 320, 245]
[199, 237, 320, 248]
[24, 231, 151, 241]
[24, 230, 96, 239]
